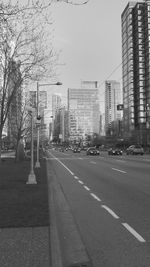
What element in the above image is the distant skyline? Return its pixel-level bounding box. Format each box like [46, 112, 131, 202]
[51, 0, 134, 111]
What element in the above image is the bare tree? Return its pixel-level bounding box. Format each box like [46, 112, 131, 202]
[0, 0, 90, 161]
[0, 2, 57, 161]
[8, 88, 32, 161]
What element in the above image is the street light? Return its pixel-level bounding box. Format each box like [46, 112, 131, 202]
[35, 81, 62, 168]
[26, 106, 37, 184]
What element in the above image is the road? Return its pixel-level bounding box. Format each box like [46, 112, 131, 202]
[47, 149, 150, 267]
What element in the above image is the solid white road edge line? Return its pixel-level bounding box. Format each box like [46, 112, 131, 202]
[48, 152, 74, 176]
[101, 205, 120, 219]
[122, 223, 146, 243]
[112, 168, 127, 174]
[90, 193, 101, 202]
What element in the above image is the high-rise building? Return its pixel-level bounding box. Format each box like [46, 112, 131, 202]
[7, 60, 22, 145]
[52, 93, 62, 118]
[122, 1, 150, 144]
[68, 86, 100, 143]
[29, 90, 47, 140]
[105, 80, 122, 137]
[81, 80, 99, 89]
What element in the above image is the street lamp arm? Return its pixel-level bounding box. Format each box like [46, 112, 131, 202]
[38, 82, 62, 87]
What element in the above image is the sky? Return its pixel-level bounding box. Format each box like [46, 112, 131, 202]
[50, 0, 132, 110]
[7, 0, 134, 111]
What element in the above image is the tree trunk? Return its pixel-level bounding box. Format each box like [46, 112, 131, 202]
[0, 128, 3, 163]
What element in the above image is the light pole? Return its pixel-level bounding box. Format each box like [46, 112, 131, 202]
[26, 106, 37, 184]
[145, 103, 150, 147]
[35, 81, 62, 168]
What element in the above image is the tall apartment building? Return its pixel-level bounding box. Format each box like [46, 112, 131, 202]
[122, 1, 150, 144]
[105, 80, 122, 137]
[68, 85, 100, 143]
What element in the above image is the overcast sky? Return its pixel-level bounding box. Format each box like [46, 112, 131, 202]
[50, 0, 132, 108]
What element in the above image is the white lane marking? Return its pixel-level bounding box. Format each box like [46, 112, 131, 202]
[90, 161, 96, 164]
[142, 158, 150, 162]
[48, 152, 74, 175]
[112, 168, 126, 174]
[116, 159, 126, 163]
[84, 186, 90, 191]
[90, 193, 101, 202]
[48, 157, 83, 160]
[79, 158, 83, 160]
[74, 176, 79, 180]
[78, 180, 84, 184]
[122, 223, 146, 243]
[101, 205, 119, 219]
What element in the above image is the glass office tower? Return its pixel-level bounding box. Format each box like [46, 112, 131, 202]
[68, 88, 100, 142]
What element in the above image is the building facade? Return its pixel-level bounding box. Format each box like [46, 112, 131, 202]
[105, 80, 122, 137]
[29, 90, 48, 141]
[122, 1, 150, 145]
[7, 60, 22, 146]
[68, 86, 100, 143]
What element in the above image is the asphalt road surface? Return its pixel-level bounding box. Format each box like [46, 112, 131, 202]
[47, 149, 150, 267]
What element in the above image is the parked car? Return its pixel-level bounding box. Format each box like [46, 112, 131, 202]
[86, 147, 100, 156]
[126, 145, 144, 155]
[73, 147, 81, 153]
[108, 148, 123, 155]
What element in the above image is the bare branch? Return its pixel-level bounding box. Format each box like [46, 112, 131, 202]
[56, 0, 90, 5]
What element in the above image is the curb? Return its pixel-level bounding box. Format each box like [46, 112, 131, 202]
[46, 153, 93, 267]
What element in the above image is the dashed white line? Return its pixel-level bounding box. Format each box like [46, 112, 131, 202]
[48, 151, 146, 243]
[101, 205, 120, 219]
[116, 159, 126, 163]
[90, 193, 101, 202]
[112, 168, 126, 174]
[90, 161, 96, 164]
[84, 186, 90, 191]
[122, 223, 146, 243]
[78, 180, 84, 184]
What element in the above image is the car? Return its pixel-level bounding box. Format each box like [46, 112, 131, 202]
[108, 148, 123, 155]
[73, 147, 81, 153]
[86, 147, 100, 156]
[126, 145, 144, 155]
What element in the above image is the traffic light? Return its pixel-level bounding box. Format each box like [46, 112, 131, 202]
[37, 115, 41, 120]
[36, 115, 41, 125]
[117, 104, 124, 111]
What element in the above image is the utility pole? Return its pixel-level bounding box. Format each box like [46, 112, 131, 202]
[35, 82, 41, 168]
[35, 81, 62, 168]
[26, 106, 37, 184]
